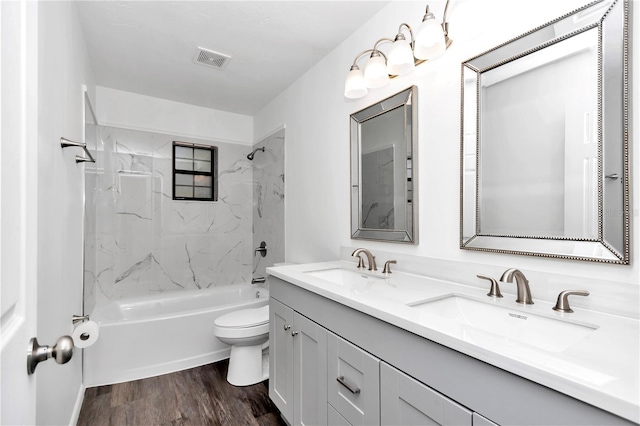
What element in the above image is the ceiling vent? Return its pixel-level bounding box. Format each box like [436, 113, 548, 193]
[193, 47, 231, 71]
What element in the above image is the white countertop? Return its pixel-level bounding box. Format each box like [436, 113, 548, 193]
[267, 261, 640, 424]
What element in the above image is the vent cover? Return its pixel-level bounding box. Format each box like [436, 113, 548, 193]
[193, 47, 231, 70]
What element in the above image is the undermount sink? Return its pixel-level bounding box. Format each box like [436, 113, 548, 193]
[408, 295, 598, 353]
[304, 268, 383, 287]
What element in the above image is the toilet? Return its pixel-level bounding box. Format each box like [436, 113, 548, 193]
[213, 305, 269, 386]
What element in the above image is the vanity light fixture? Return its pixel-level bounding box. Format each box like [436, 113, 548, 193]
[364, 40, 391, 88]
[344, 1, 453, 99]
[387, 24, 416, 76]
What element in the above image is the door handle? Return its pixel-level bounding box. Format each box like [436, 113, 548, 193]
[27, 336, 74, 374]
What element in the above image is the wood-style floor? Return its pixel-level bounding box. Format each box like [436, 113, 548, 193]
[77, 359, 286, 426]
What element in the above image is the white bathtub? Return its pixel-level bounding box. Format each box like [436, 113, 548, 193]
[83, 285, 269, 386]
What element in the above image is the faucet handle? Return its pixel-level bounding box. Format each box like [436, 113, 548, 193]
[382, 260, 397, 274]
[553, 290, 589, 313]
[477, 275, 503, 298]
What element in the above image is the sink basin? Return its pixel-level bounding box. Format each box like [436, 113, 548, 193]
[304, 268, 383, 287]
[408, 295, 598, 353]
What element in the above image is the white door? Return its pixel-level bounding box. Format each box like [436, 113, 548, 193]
[1, 1, 39, 424]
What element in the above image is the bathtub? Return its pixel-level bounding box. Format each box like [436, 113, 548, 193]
[83, 285, 269, 386]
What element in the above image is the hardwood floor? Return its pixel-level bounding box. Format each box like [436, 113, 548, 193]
[77, 360, 286, 426]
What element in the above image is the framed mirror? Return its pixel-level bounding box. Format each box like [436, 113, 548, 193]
[351, 86, 418, 243]
[461, 0, 629, 263]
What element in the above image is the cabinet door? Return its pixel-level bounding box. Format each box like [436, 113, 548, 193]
[269, 299, 294, 422]
[293, 313, 328, 426]
[328, 334, 380, 426]
[380, 362, 472, 426]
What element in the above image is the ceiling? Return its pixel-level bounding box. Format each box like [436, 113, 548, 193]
[76, 1, 390, 117]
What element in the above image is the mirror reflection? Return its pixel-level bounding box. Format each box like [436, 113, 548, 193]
[351, 86, 417, 243]
[461, 0, 629, 263]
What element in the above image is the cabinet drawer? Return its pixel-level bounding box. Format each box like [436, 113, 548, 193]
[381, 362, 472, 426]
[327, 334, 380, 426]
[472, 413, 499, 426]
[328, 403, 352, 426]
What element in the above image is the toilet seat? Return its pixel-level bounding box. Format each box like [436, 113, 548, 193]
[215, 305, 269, 329]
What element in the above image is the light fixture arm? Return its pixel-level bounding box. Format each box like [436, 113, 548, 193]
[396, 23, 415, 47]
[372, 38, 394, 57]
[350, 45, 389, 70]
[440, 0, 453, 47]
[351, 49, 375, 69]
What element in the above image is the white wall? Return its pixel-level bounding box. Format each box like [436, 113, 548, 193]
[96, 86, 253, 146]
[36, 2, 95, 424]
[255, 1, 639, 297]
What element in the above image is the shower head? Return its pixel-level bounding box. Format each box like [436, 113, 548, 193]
[247, 146, 265, 160]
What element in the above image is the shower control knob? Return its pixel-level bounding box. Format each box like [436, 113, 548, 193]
[283, 324, 291, 331]
[291, 330, 299, 337]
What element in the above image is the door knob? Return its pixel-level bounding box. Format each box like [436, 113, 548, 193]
[27, 335, 74, 375]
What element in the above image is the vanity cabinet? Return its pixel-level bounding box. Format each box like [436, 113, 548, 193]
[271, 296, 481, 426]
[269, 298, 328, 426]
[269, 276, 633, 426]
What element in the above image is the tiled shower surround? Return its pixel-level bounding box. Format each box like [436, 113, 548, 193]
[84, 125, 284, 311]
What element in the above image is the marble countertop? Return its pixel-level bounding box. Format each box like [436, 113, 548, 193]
[267, 261, 640, 424]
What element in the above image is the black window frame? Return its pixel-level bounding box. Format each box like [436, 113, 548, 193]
[172, 141, 218, 202]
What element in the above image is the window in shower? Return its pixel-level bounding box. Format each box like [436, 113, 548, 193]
[172, 141, 218, 201]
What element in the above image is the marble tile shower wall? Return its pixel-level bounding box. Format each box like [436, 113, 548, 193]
[85, 125, 254, 306]
[252, 129, 285, 282]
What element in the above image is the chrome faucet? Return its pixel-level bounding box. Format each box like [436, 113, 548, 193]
[351, 248, 377, 271]
[500, 268, 533, 305]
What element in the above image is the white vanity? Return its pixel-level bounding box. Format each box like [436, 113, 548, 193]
[267, 261, 639, 426]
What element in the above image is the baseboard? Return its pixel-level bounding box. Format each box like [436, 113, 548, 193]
[69, 383, 86, 426]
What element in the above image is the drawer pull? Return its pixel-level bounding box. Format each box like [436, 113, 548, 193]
[284, 324, 291, 331]
[336, 376, 361, 394]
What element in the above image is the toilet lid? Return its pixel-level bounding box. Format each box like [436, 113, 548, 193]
[215, 305, 269, 328]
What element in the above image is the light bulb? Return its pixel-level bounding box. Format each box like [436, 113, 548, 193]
[364, 54, 389, 89]
[387, 36, 415, 76]
[344, 66, 367, 99]
[414, 15, 446, 60]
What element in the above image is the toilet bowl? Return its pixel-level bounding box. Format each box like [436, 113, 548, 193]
[213, 305, 269, 386]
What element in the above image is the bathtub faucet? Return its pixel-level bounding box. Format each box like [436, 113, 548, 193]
[255, 241, 267, 257]
[251, 277, 266, 285]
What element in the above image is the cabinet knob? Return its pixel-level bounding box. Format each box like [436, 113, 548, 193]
[291, 330, 299, 337]
[283, 324, 291, 331]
